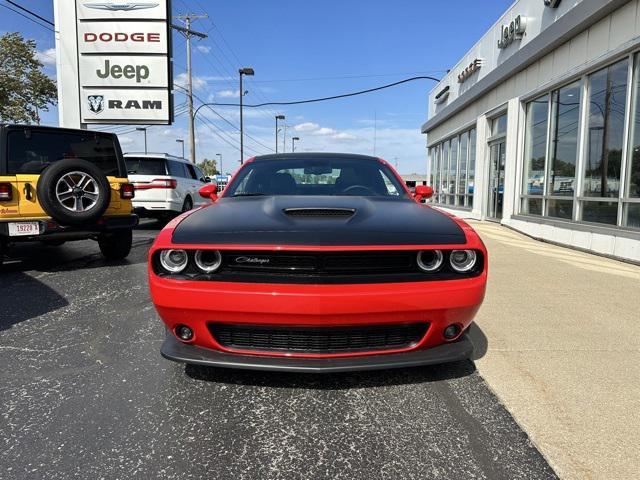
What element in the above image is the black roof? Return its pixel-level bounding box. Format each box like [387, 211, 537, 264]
[252, 152, 381, 162]
[1, 124, 117, 137]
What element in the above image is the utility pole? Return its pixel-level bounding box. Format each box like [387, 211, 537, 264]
[239, 67, 255, 164]
[173, 14, 208, 164]
[292, 136, 300, 152]
[282, 124, 287, 153]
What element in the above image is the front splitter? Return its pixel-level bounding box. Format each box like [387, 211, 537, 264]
[160, 332, 473, 373]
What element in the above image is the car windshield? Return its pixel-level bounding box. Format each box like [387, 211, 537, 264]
[126, 157, 168, 175]
[224, 157, 409, 198]
[6, 130, 122, 176]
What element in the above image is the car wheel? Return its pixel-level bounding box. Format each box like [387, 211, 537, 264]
[98, 229, 133, 260]
[37, 159, 111, 226]
[181, 196, 193, 213]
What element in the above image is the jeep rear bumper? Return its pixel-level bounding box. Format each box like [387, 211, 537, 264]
[0, 214, 138, 242]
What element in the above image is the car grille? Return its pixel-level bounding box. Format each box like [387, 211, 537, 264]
[209, 323, 428, 354]
[222, 251, 415, 275]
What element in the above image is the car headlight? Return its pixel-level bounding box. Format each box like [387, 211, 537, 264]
[159, 249, 189, 273]
[194, 250, 222, 273]
[449, 250, 477, 272]
[417, 250, 443, 272]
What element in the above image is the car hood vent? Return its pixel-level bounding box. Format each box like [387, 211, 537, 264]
[283, 207, 356, 218]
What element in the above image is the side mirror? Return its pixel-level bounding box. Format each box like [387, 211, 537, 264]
[199, 183, 219, 202]
[203, 176, 211, 183]
[414, 185, 434, 201]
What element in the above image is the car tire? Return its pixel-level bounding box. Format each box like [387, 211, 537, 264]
[98, 229, 132, 260]
[181, 196, 193, 213]
[37, 159, 111, 226]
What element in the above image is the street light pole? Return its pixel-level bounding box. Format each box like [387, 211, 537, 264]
[176, 139, 184, 159]
[292, 136, 300, 152]
[136, 127, 147, 154]
[275, 114, 285, 153]
[216, 153, 222, 175]
[238, 67, 254, 165]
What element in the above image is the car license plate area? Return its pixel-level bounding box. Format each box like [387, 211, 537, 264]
[8, 222, 40, 237]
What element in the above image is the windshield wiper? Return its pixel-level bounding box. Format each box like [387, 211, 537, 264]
[232, 192, 266, 197]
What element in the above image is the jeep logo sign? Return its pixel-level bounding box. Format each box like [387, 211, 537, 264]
[497, 15, 527, 49]
[80, 56, 168, 87]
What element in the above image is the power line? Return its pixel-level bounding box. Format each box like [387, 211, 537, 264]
[195, 76, 440, 109]
[4, 0, 54, 26]
[0, 3, 54, 31]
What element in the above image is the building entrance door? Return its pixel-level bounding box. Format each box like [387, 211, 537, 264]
[488, 140, 506, 220]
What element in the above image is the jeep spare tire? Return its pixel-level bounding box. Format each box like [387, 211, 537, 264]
[37, 159, 111, 226]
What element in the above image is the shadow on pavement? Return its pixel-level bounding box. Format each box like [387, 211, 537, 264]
[185, 358, 477, 390]
[467, 322, 488, 361]
[0, 238, 153, 274]
[0, 272, 69, 331]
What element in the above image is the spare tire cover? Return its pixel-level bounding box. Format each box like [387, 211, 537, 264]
[36, 158, 111, 226]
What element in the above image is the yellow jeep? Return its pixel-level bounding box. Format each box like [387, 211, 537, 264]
[0, 124, 138, 266]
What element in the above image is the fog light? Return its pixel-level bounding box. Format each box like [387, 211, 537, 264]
[175, 325, 194, 341]
[443, 324, 461, 340]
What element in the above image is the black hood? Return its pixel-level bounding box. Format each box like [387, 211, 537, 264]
[172, 196, 466, 246]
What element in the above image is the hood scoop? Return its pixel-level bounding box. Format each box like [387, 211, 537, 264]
[283, 207, 356, 218]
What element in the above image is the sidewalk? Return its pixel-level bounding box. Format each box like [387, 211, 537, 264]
[468, 221, 640, 480]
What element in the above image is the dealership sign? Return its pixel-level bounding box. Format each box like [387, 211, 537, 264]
[497, 15, 527, 49]
[54, 0, 172, 126]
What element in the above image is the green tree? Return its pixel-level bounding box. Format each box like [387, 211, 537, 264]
[198, 158, 218, 176]
[0, 32, 57, 124]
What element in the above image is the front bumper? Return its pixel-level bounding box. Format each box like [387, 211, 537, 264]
[161, 330, 474, 372]
[0, 214, 138, 242]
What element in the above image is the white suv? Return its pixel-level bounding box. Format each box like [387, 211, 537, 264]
[125, 153, 209, 219]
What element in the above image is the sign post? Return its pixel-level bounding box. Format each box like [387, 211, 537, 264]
[54, 0, 173, 128]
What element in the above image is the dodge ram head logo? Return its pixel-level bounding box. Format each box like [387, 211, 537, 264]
[83, 2, 159, 11]
[87, 95, 104, 114]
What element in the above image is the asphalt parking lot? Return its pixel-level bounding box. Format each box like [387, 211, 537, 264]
[0, 220, 557, 480]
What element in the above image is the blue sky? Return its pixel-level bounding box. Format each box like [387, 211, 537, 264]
[1, 0, 511, 173]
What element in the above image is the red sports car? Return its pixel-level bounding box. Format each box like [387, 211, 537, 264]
[148, 153, 487, 372]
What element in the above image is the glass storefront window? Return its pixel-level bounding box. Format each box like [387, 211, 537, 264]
[582, 201, 619, 225]
[626, 53, 640, 198]
[458, 132, 468, 205]
[430, 128, 475, 208]
[583, 59, 628, 199]
[449, 136, 458, 204]
[625, 203, 640, 228]
[441, 141, 449, 203]
[523, 94, 548, 198]
[492, 114, 507, 137]
[549, 82, 581, 198]
[468, 128, 476, 206]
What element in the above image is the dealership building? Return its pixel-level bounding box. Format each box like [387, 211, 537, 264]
[423, 0, 640, 262]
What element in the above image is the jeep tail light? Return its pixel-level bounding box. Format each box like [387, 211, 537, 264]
[134, 179, 177, 190]
[0, 183, 12, 201]
[120, 183, 135, 199]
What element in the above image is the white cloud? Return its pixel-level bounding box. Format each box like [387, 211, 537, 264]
[174, 72, 210, 91]
[293, 122, 319, 132]
[331, 132, 357, 141]
[196, 45, 211, 54]
[217, 89, 240, 98]
[314, 127, 336, 136]
[36, 48, 56, 66]
[118, 135, 134, 145]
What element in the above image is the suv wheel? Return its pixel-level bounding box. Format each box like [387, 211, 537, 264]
[37, 159, 111, 226]
[181, 196, 193, 213]
[98, 229, 133, 260]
